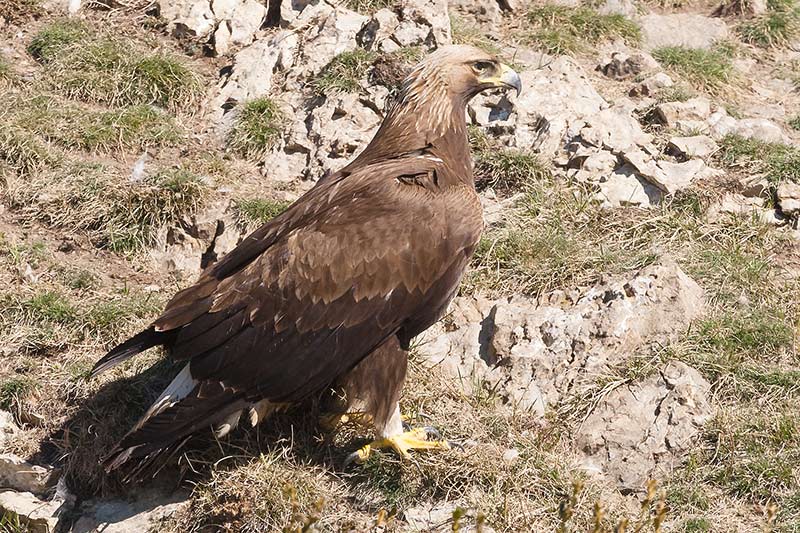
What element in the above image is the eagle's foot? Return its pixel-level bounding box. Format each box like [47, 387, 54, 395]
[343, 427, 450, 467]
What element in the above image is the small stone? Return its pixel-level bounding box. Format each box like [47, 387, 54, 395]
[630, 72, 674, 97]
[667, 135, 719, 159]
[777, 183, 800, 216]
[0, 455, 55, 496]
[0, 491, 61, 533]
[502, 448, 520, 463]
[733, 118, 789, 144]
[655, 98, 711, 126]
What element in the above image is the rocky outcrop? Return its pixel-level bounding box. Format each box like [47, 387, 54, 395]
[417, 262, 708, 489]
[576, 361, 712, 493]
[418, 262, 705, 415]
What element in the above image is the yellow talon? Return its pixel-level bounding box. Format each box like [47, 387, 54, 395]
[344, 427, 450, 467]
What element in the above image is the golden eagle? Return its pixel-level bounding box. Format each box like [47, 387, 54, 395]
[91, 45, 522, 472]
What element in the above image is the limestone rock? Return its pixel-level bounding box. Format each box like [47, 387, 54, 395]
[708, 193, 783, 225]
[0, 455, 54, 497]
[0, 491, 61, 533]
[72, 490, 189, 533]
[151, 199, 240, 276]
[629, 72, 674, 97]
[577, 361, 712, 492]
[655, 98, 711, 126]
[418, 263, 705, 415]
[0, 410, 18, 449]
[212, 31, 298, 120]
[667, 135, 719, 159]
[595, 165, 662, 208]
[449, 0, 502, 28]
[777, 182, 800, 216]
[511, 57, 607, 156]
[579, 106, 653, 154]
[160, 0, 216, 40]
[397, 0, 452, 47]
[640, 13, 729, 50]
[733, 118, 790, 144]
[210, 0, 268, 56]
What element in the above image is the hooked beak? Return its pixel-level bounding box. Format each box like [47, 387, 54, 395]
[482, 63, 522, 97]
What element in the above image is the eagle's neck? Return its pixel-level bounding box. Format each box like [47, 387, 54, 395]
[348, 82, 473, 187]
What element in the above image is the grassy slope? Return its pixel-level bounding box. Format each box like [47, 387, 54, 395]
[0, 3, 798, 533]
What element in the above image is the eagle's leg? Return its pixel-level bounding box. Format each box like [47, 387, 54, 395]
[336, 337, 450, 466]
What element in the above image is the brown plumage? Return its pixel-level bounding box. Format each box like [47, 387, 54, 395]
[91, 45, 522, 473]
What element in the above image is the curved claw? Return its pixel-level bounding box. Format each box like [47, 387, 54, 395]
[422, 426, 441, 440]
[447, 439, 466, 451]
[343, 444, 371, 469]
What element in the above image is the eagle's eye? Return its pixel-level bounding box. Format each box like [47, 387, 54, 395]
[471, 61, 493, 75]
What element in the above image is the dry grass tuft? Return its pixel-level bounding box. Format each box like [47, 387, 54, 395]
[522, 4, 641, 55]
[6, 163, 210, 253]
[717, 134, 800, 184]
[40, 34, 202, 111]
[313, 49, 377, 95]
[0, 0, 43, 23]
[652, 43, 738, 94]
[28, 19, 88, 62]
[235, 197, 291, 227]
[227, 98, 283, 160]
[4, 94, 182, 152]
[739, 0, 800, 48]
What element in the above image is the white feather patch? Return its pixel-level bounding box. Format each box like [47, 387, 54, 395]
[134, 364, 197, 431]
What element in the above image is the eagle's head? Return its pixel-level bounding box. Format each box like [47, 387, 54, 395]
[399, 45, 522, 108]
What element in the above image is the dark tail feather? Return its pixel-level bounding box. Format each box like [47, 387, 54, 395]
[91, 327, 164, 378]
[102, 382, 247, 476]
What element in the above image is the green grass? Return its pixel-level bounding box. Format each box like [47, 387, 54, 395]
[738, 0, 800, 47]
[0, 126, 55, 176]
[227, 98, 283, 159]
[653, 44, 736, 93]
[6, 163, 209, 253]
[474, 149, 551, 194]
[235, 198, 291, 226]
[28, 19, 88, 62]
[313, 49, 377, 95]
[0, 376, 35, 411]
[704, 411, 800, 502]
[717, 134, 800, 183]
[12, 96, 182, 152]
[44, 37, 202, 111]
[343, 0, 392, 14]
[522, 4, 641, 55]
[681, 518, 711, 532]
[789, 114, 800, 131]
[0, 55, 12, 83]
